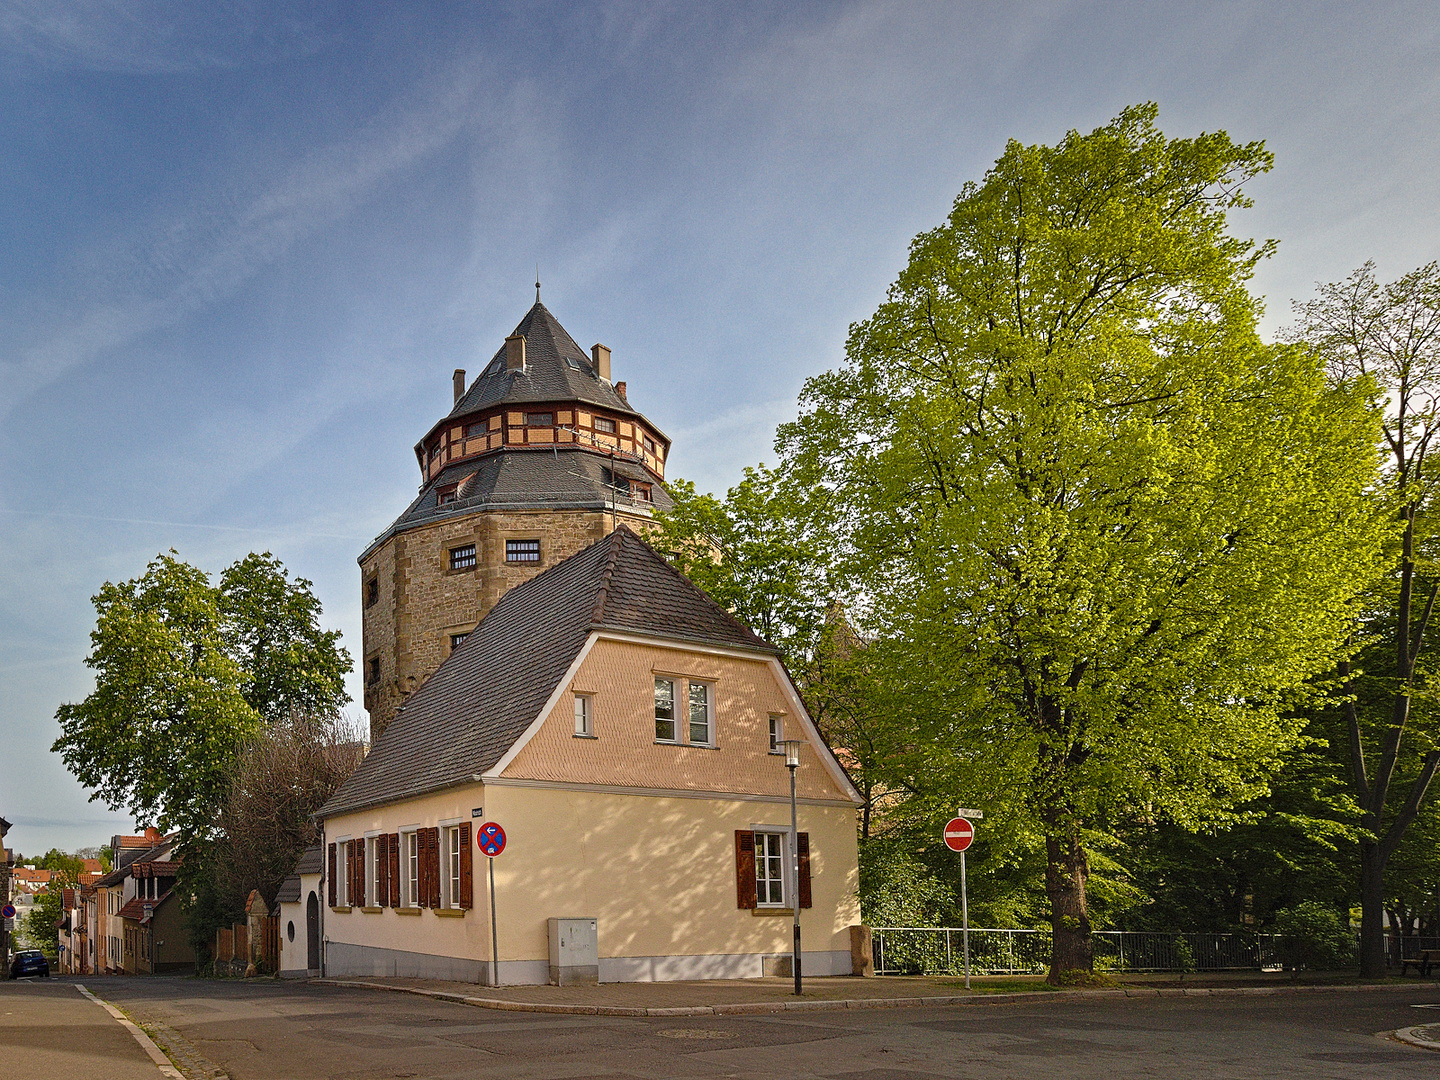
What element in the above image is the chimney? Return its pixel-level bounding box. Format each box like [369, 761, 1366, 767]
[591, 343, 611, 381]
[615, 381, 628, 402]
[505, 334, 526, 372]
[453, 369, 466, 405]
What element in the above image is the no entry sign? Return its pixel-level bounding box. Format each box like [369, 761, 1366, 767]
[943, 817, 975, 852]
[477, 821, 506, 857]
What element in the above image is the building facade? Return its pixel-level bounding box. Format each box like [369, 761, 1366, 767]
[321, 529, 864, 984]
[360, 300, 674, 742]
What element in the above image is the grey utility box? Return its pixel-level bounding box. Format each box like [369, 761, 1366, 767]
[548, 917, 599, 986]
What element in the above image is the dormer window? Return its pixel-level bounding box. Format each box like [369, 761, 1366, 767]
[437, 485, 458, 506]
[526, 412, 553, 427]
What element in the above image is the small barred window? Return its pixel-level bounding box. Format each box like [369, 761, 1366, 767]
[450, 544, 477, 571]
[506, 539, 540, 563]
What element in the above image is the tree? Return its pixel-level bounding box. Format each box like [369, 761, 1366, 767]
[1287, 260, 1440, 977]
[778, 104, 1388, 980]
[52, 550, 352, 841]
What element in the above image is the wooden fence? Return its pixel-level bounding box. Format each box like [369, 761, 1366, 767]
[212, 914, 278, 976]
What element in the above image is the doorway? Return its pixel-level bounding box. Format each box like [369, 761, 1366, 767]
[306, 891, 320, 974]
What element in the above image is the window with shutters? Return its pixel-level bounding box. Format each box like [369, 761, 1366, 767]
[364, 837, 376, 907]
[755, 832, 786, 907]
[334, 840, 350, 907]
[443, 825, 462, 908]
[404, 831, 419, 907]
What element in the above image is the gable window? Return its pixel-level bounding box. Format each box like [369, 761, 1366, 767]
[506, 539, 540, 563]
[769, 714, 784, 753]
[437, 485, 459, 506]
[525, 412, 553, 427]
[574, 694, 593, 737]
[366, 657, 380, 686]
[593, 416, 616, 434]
[654, 678, 677, 742]
[365, 577, 378, 608]
[450, 544, 476, 571]
[449, 632, 469, 652]
[756, 832, 786, 907]
[688, 682, 713, 745]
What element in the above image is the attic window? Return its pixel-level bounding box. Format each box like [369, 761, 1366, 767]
[594, 416, 616, 434]
[450, 544, 477, 571]
[566, 357, 590, 372]
[437, 485, 459, 506]
[632, 482, 652, 503]
[526, 412, 553, 427]
[506, 539, 540, 563]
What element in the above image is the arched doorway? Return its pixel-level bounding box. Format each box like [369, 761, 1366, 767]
[306, 891, 320, 974]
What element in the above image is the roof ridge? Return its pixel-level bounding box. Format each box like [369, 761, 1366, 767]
[589, 528, 628, 625]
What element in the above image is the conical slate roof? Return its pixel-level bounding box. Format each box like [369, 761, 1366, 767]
[323, 527, 777, 817]
[447, 301, 649, 422]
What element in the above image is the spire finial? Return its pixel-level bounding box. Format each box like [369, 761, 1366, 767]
[535, 265, 541, 304]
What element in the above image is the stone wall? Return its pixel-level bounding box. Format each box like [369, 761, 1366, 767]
[362, 508, 660, 742]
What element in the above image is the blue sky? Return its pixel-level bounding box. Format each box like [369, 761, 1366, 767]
[2, 1, 1437, 855]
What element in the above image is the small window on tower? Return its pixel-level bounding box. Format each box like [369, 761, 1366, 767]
[526, 412, 553, 427]
[449, 632, 469, 652]
[464, 421, 487, 439]
[429, 443, 443, 461]
[450, 544, 477, 571]
[365, 577, 378, 608]
[594, 416, 616, 434]
[366, 657, 380, 686]
[506, 539, 540, 563]
[644, 435, 657, 455]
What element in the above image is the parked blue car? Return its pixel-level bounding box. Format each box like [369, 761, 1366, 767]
[10, 950, 49, 978]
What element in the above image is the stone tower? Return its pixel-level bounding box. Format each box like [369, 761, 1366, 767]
[359, 301, 673, 741]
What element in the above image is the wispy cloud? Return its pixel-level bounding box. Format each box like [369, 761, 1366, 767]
[0, 57, 494, 416]
[0, 0, 328, 74]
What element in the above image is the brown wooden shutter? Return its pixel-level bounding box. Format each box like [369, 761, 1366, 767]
[415, 831, 428, 908]
[459, 823, 473, 910]
[327, 843, 336, 907]
[797, 832, 812, 909]
[735, 830, 757, 909]
[348, 841, 359, 907]
[427, 827, 442, 909]
[376, 833, 390, 907]
[388, 833, 401, 908]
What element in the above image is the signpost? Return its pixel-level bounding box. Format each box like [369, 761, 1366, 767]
[477, 822, 506, 986]
[1, 904, 14, 920]
[943, 809, 982, 989]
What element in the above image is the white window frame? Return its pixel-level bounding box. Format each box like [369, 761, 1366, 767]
[687, 681, 714, 746]
[441, 824, 462, 909]
[769, 713, 784, 753]
[755, 831, 787, 908]
[654, 677, 678, 742]
[574, 693, 594, 737]
[334, 837, 351, 907]
[399, 828, 419, 908]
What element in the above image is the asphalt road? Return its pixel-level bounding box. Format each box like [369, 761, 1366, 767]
[0, 977, 171, 1078]
[7, 976, 1439, 1080]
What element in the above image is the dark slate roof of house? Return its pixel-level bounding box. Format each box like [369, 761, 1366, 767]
[274, 876, 302, 904]
[447, 302, 641, 421]
[323, 527, 778, 817]
[360, 449, 673, 561]
[295, 844, 324, 875]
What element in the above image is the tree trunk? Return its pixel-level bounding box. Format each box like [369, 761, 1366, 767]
[1358, 840, 1388, 978]
[1044, 830, 1093, 981]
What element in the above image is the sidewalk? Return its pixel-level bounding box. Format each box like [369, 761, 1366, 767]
[314, 971, 1438, 1017]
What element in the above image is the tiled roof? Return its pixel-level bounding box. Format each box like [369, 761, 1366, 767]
[295, 844, 324, 875]
[448, 302, 639, 420]
[274, 875, 302, 904]
[322, 528, 778, 817]
[361, 448, 673, 560]
[116, 890, 172, 923]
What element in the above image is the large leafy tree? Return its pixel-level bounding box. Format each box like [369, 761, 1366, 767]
[778, 104, 1388, 979]
[1288, 260, 1440, 976]
[52, 551, 351, 842]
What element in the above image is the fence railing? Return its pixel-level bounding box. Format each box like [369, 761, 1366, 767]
[871, 927, 1440, 976]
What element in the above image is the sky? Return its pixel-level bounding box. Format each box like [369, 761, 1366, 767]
[1, 1, 1437, 856]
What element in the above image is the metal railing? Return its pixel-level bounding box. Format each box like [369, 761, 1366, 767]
[871, 927, 1440, 976]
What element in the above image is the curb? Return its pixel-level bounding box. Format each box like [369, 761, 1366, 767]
[76, 984, 185, 1079]
[1390, 1023, 1440, 1052]
[313, 977, 1435, 1017]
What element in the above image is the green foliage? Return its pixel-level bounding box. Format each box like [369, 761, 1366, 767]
[777, 103, 1389, 971]
[52, 550, 351, 843]
[1272, 901, 1357, 972]
[21, 887, 64, 958]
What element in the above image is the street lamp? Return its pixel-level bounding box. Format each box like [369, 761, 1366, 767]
[780, 738, 803, 996]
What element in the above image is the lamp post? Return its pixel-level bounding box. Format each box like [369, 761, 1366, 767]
[780, 738, 803, 996]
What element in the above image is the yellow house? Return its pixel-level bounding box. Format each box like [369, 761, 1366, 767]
[318, 526, 863, 984]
